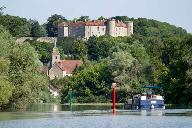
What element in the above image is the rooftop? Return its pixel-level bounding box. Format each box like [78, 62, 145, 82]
[57, 60, 83, 74]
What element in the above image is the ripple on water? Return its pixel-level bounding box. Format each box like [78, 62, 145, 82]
[0, 109, 192, 128]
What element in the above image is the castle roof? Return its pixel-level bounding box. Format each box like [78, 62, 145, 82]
[85, 20, 105, 26]
[115, 21, 127, 28]
[58, 20, 128, 28]
[56, 60, 83, 74]
[58, 20, 106, 27]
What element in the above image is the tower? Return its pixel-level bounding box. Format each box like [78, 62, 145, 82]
[52, 41, 60, 65]
[127, 21, 133, 36]
[107, 19, 116, 36]
[58, 22, 68, 37]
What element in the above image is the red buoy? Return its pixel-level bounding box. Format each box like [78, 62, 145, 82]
[112, 83, 116, 115]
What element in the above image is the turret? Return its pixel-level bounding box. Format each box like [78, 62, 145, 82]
[58, 22, 68, 37]
[52, 41, 60, 65]
[107, 19, 116, 36]
[127, 21, 133, 36]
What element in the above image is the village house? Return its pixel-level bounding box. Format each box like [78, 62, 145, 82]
[48, 42, 83, 80]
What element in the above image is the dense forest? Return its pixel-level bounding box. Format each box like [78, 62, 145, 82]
[0, 10, 192, 108]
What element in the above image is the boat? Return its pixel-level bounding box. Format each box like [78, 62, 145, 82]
[124, 86, 165, 110]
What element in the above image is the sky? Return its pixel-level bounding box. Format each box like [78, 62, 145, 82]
[1, 0, 192, 33]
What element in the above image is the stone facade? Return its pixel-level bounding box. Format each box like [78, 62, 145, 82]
[58, 19, 133, 40]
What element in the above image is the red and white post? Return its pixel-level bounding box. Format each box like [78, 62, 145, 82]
[112, 83, 116, 115]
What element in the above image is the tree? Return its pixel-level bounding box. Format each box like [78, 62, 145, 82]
[57, 37, 87, 60]
[112, 16, 129, 22]
[29, 40, 53, 64]
[60, 60, 113, 103]
[30, 20, 46, 37]
[8, 43, 49, 108]
[0, 6, 5, 15]
[46, 14, 67, 37]
[0, 15, 31, 37]
[77, 16, 90, 22]
[0, 25, 49, 109]
[97, 16, 106, 20]
[88, 36, 116, 60]
[0, 58, 12, 106]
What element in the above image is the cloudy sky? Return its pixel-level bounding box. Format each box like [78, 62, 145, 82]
[1, 0, 192, 32]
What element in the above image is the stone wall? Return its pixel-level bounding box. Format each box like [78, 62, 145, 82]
[15, 37, 58, 44]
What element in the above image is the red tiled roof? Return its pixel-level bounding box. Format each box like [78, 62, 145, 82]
[58, 20, 105, 27]
[57, 60, 83, 74]
[58, 20, 127, 27]
[85, 20, 105, 26]
[115, 21, 127, 28]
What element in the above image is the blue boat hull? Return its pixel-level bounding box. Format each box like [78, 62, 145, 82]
[140, 99, 164, 109]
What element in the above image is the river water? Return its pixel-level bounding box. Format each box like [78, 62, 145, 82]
[0, 104, 192, 128]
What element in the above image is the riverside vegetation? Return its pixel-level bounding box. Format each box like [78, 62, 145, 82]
[0, 8, 192, 109]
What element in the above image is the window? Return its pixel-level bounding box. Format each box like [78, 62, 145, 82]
[56, 56, 57, 59]
[97, 27, 99, 31]
[102, 28, 105, 31]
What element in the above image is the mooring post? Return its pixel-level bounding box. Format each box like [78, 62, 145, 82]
[112, 83, 116, 115]
[69, 88, 72, 112]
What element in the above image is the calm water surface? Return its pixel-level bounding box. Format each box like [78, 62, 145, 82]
[0, 104, 192, 128]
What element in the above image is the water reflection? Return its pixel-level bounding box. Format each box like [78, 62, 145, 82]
[0, 104, 192, 128]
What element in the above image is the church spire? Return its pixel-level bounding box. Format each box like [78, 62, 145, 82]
[54, 40, 57, 48]
[52, 40, 60, 65]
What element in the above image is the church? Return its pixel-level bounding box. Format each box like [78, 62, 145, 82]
[49, 42, 83, 80]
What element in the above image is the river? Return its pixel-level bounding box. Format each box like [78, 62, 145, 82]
[0, 103, 192, 128]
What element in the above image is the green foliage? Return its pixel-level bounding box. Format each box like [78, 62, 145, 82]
[1, 13, 191, 105]
[112, 16, 129, 23]
[133, 18, 187, 38]
[57, 37, 88, 59]
[97, 16, 106, 20]
[159, 36, 192, 105]
[0, 15, 31, 37]
[46, 14, 67, 37]
[0, 26, 50, 109]
[60, 60, 113, 103]
[0, 58, 12, 106]
[76, 16, 90, 22]
[29, 40, 53, 64]
[88, 35, 116, 60]
[29, 20, 46, 37]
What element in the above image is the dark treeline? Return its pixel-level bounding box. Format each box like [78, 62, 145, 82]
[0, 10, 192, 106]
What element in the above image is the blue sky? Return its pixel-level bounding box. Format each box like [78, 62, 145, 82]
[1, 0, 192, 32]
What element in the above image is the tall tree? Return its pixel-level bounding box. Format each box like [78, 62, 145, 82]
[30, 20, 46, 37]
[77, 16, 90, 22]
[46, 14, 67, 37]
[0, 15, 31, 37]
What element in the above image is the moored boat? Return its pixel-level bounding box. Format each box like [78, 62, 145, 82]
[124, 86, 165, 110]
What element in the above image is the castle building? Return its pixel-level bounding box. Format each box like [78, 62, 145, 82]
[49, 42, 83, 80]
[58, 19, 133, 39]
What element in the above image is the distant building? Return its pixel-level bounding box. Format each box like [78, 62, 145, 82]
[49, 42, 83, 80]
[58, 19, 133, 39]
